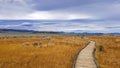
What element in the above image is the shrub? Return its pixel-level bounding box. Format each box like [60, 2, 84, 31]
[33, 42, 38, 47]
[98, 45, 104, 51]
[39, 42, 43, 47]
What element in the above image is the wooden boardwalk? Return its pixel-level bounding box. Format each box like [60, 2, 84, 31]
[75, 41, 97, 68]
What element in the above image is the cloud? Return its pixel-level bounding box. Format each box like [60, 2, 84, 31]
[0, 0, 34, 19]
[52, 1, 120, 20]
[0, 0, 97, 20]
[0, 20, 119, 32]
[0, 11, 94, 20]
[0, 0, 120, 32]
[106, 27, 120, 29]
[26, 11, 94, 20]
[20, 22, 33, 26]
[28, 0, 116, 10]
[0, 22, 33, 29]
[0, 0, 119, 20]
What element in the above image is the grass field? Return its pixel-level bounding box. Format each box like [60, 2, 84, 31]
[85, 35, 120, 68]
[0, 35, 120, 68]
[0, 36, 88, 68]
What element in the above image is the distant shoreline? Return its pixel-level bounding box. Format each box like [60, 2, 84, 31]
[0, 29, 120, 37]
[0, 33, 120, 37]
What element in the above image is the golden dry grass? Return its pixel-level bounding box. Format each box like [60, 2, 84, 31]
[0, 36, 88, 68]
[85, 35, 120, 68]
[1, 35, 119, 68]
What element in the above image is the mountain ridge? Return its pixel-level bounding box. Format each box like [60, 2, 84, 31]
[0, 29, 120, 35]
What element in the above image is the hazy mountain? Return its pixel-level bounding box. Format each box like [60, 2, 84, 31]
[0, 29, 64, 34]
[0, 29, 120, 35]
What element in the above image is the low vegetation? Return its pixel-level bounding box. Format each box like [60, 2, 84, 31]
[0, 35, 119, 68]
[86, 35, 120, 68]
[98, 45, 104, 52]
[0, 36, 88, 68]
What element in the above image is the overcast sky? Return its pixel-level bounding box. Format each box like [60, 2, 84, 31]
[0, 0, 120, 32]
